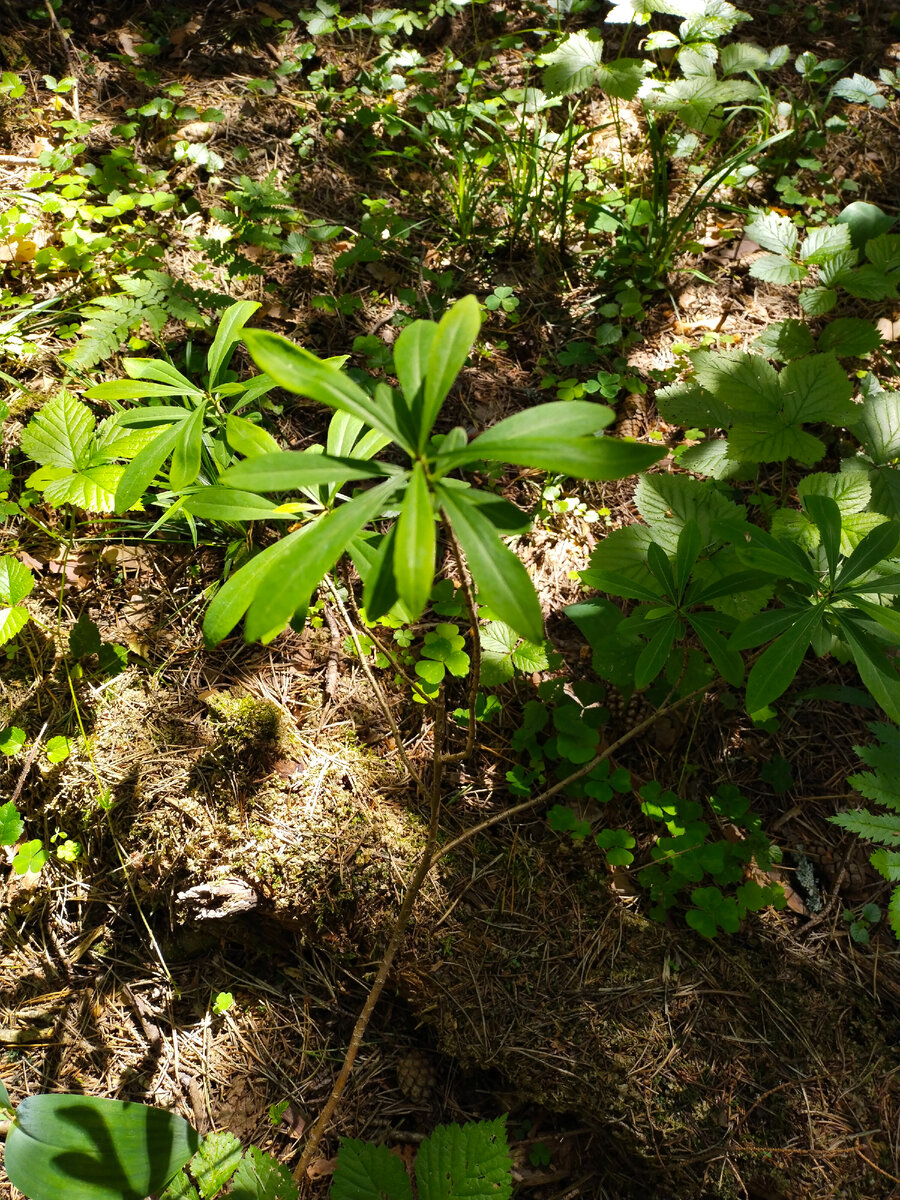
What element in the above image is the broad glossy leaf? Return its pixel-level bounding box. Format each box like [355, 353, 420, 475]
[835, 613, 900, 723]
[5, 1094, 199, 1200]
[804, 493, 841, 582]
[225, 414, 281, 458]
[122, 357, 200, 392]
[114, 419, 186, 513]
[689, 612, 744, 686]
[393, 461, 434, 620]
[223, 450, 396, 492]
[244, 478, 399, 642]
[436, 483, 543, 644]
[207, 300, 260, 388]
[394, 319, 436, 410]
[744, 604, 824, 712]
[730, 605, 814, 651]
[419, 295, 481, 449]
[86, 381, 199, 401]
[169, 402, 205, 491]
[647, 540, 676, 598]
[182, 488, 300, 522]
[674, 519, 702, 597]
[834, 519, 900, 589]
[243, 329, 413, 451]
[361, 526, 402, 622]
[634, 615, 680, 689]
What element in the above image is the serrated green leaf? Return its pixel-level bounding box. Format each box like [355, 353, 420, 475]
[852, 376, 900, 465]
[744, 210, 799, 256]
[416, 1118, 512, 1200]
[0, 726, 27, 756]
[817, 317, 882, 358]
[394, 461, 434, 620]
[800, 222, 852, 264]
[5, 1094, 199, 1200]
[0, 606, 30, 646]
[727, 421, 826, 466]
[749, 254, 805, 285]
[436, 484, 543, 644]
[331, 1139, 413, 1200]
[230, 1145, 298, 1200]
[0, 557, 34, 606]
[0, 800, 24, 844]
[753, 319, 815, 362]
[20, 391, 95, 470]
[69, 613, 102, 660]
[831, 809, 900, 844]
[189, 1130, 243, 1199]
[799, 286, 837, 316]
[655, 380, 733, 428]
[542, 30, 605, 96]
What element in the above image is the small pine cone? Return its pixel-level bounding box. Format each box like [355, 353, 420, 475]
[396, 1049, 437, 1103]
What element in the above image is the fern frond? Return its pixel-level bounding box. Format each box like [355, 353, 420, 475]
[870, 848, 900, 881]
[846, 770, 900, 810]
[831, 809, 900, 844]
[888, 888, 900, 938]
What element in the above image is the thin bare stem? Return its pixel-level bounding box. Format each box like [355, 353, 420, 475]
[325, 577, 426, 797]
[441, 524, 481, 765]
[429, 678, 712, 868]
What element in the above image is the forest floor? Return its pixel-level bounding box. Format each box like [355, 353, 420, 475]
[2, 1, 900, 1198]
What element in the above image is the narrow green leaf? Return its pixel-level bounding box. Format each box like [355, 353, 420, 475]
[114, 419, 186, 513]
[122, 357, 201, 392]
[634, 615, 680, 689]
[203, 528, 307, 646]
[5, 1094, 199, 1200]
[393, 319, 436, 411]
[393, 461, 434, 620]
[834, 613, 900, 723]
[243, 329, 413, 451]
[225, 415, 281, 458]
[834, 519, 900, 588]
[419, 295, 481, 450]
[244, 478, 399, 642]
[803, 493, 841, 582]
[207, 300, 260, 389]
[169, 402, 206, 491]
[689, 612, 744, 687]
[223, 451, 396, 492]
[647, 540, 676, 598]
[182, 488, 299, 522]
[744, 604, 824, 712]
[579, 569, 663, 603]
[86, 380, 201, 401]
[437, 482, 543, 644]
[326, 410, 366, 458]
[730, 604, 813, 651]
[674, 519, 702, 597]
[361, 526, 402, 622]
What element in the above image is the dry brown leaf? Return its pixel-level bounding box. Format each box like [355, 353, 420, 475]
[169, 17, 203, 48]
[306, 1156, 338, 1180]
[256, 2, 284, 17]
[115, 28, 140, 59]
